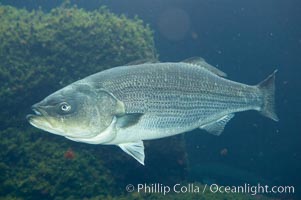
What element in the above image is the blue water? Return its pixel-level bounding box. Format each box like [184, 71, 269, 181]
[1, 0, 300, 199]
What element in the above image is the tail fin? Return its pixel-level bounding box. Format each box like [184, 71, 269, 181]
[257, 70, 279, 121]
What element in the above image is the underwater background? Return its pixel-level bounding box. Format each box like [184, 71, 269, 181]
[0, 0, 300, 199]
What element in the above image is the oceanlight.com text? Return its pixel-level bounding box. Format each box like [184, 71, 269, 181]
[125, 183, 295, 196]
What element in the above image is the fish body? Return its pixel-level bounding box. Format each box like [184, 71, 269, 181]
[27, 57, 278, 165]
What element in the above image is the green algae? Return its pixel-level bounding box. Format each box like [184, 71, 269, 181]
[0, 5, 156, 129]
[0, 4, 153, 199]
[0, 127, 117, 199]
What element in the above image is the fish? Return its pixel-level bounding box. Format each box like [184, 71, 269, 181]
[27, 57, 278, 165]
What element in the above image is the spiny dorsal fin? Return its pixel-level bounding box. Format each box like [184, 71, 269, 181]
[125, 58, 159, 66]
[199, 114, 234, 135]
[182, 57, 227, 77]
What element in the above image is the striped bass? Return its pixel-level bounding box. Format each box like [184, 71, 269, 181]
[27, 57, 278, 165]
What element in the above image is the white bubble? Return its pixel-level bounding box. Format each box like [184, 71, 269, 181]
[157, 8, 191, 41]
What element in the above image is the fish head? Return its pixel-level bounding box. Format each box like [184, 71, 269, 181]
[27, 83, 120, 139]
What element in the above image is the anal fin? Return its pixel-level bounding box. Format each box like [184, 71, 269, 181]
[200, 114, 234, 136]
[118, 141, 145, 165]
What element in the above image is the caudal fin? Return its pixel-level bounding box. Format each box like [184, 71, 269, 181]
[257, 70, 279, 121]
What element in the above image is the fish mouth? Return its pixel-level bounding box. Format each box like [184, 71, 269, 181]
[26, 105, 45, 121]
[26, 105, 55, 133]
[27, 104, 70, 137]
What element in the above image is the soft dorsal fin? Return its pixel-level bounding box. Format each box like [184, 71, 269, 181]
[125, 58, 158, 66]
[182, 57, 227, 77]
[118, 141, 145, 165]
[199, 114, 234, 136]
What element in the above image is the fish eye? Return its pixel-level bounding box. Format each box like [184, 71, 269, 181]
[60, 102, 71, 112]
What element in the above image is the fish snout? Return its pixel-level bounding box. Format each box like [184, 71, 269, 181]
[31, 104, 43, 115]
[26, 103, 45, 121]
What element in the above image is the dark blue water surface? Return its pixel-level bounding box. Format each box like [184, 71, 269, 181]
[2, 0, 301, 199]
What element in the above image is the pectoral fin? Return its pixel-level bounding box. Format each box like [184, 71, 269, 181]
[116, 113, 143, 128]
[200, 114, 234, 136]
[118, 141, 145, 165]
